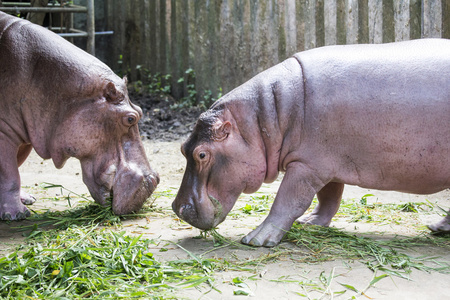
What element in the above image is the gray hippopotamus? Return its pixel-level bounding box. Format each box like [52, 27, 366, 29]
[172, 38, 450, 247]
[0, 12, 159, 220]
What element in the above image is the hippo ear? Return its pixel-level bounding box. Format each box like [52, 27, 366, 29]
[104, 82, 123, 104]
[212, 120, 231, 142]
[123, 76, 128, 85]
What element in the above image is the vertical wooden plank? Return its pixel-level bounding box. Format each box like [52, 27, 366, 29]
[278, 0, 287, 60]
[128, 0, 141, 81]
[443, 0, 450, 38]
[394, 0, 410, 41]
[409, 0, 421, 39]
[324, 0, 337, 45]
[346, 0, 358, 44]
[305, 0, 316, 49]
[86, 0, 95, 55]
[104, 0, 116, 69]
[315, 0, 325, 47]
[140, 0, 150, 72]
[368, 0, 382, 43]
[358, 0, 369, 43]
[158, 0, 167, 74]
[180, 0, 189, 77]
[195, 0, 218, 101]
[382, 0, 395, 42]
[147, 0, 157, 72]
[170, 0, 182, 98]
[296, 0, 306, 51]
[219, 0, 234, 93]
[118, 0, 127, 76]
[422, 0, 442, 38]
[336, 0, 346, 44]
[248, 0, 260, 74]
[285, 0, 297, 55]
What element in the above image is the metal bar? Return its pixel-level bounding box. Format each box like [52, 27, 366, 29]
[0, 7, 87, 13]
[3, 3, 86, 9]
[56, 31, 113, 38]
[49, 27, 84, 33]
[58, 32, 88, 37]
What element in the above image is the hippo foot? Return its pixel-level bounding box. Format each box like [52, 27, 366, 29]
[241, 221, 287, 247]
[20, 190, 36, 205]
[427, 216, 450, 232]
[296, 213, 332, 227]
[0, 208, 31, 221]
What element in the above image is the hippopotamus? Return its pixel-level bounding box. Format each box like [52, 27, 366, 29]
[172, 38, 450, 247]
[0, 12, 159, 220]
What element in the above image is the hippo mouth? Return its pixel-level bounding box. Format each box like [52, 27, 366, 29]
[173, 193, 224, 230]
[86, 171, 159, 216]
[208, 194, 224, 224]
[110, 173, 159, 215]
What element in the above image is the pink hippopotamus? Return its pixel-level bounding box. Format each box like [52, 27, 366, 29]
[0, 12, 159, 220]
[172, 38, 450, 247]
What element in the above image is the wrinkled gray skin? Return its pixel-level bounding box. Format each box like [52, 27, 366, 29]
[173, 38, 450, 247]
[0, 12, 159, 220]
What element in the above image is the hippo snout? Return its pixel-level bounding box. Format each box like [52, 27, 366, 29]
[147, 173, 160, 190]
[172, 194, 221, 230]
[173, 201, 200, 226]
[111, 167, 159, 215]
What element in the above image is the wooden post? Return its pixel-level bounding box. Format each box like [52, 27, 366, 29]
[358, 0, 369, 43]
[382, 0, 395, 42]
[336, 0, 346, 44]
[422, 0, 442, 38]
[443, 0, 450, 38]
[324, 0, 337, 45]
[86, 0, 95, 55]
[368, 0, 383, 43]
[409, 0, 422, 39]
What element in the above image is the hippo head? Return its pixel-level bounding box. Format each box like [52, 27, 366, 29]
[172, 105, 266, 230]
[48, 78, 159, 215]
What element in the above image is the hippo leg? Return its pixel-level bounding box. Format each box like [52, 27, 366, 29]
[427, 213, 450, 232]
[17, 144, 36, 205]
[241, 163, 323, 247]
[296, 182, 344, 226]
[0, 143, 30, 220]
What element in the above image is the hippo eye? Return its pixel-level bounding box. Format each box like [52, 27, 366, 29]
[199, 152, 206, 159]
[123, 115, 137, 126]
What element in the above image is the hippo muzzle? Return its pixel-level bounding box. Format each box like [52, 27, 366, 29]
[83, 161, 159, 215]
[111, 165, 159, 215]
[172, 193, 224, 230]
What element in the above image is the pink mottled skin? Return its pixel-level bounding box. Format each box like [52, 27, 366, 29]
[0, 12, 159, 220]
[173, 38, 450, 247]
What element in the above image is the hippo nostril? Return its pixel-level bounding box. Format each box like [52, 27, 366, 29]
[178, 204, 197, 222]
[146, 174, 160, 190]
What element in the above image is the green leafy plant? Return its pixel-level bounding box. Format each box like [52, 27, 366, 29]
[285, 223, 450, 278]
[0, 227, 179, 298]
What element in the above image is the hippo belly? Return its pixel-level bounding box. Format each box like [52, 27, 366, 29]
[296, 40, 450, 195]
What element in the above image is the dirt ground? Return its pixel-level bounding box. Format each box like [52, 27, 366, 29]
[0, 138, 449, 299]
[1, 93, 450, 299]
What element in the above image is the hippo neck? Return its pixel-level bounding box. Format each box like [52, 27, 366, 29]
[219, 57, 305, 183]
[259, 57, 305, 181]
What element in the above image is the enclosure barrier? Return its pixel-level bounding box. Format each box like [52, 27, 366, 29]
[104, 0, 449, 103]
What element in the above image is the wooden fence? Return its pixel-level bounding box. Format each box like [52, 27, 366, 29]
[101, 0, 450, 102]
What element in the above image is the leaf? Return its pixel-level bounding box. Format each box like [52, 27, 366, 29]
[234, 289, 250, 296]
[339, 282, 360, 293]
[369, 274, 388, 286]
